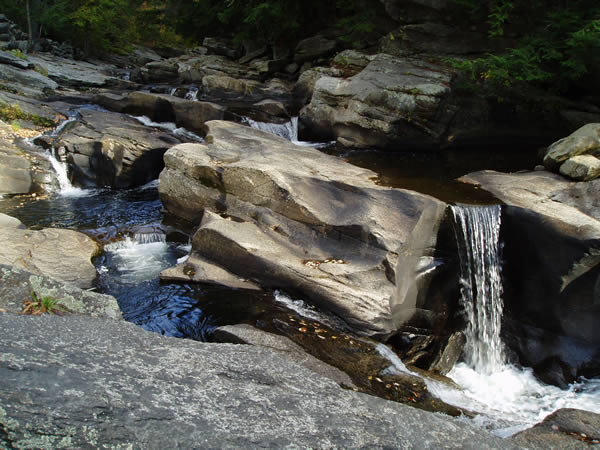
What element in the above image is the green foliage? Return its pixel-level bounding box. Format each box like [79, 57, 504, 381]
[0, 102, 54, 128]
[8, 49, 28, 60]
[449, 1, 600, 93]
[335, 0, 381, 47]
[23, 291, 67, 315]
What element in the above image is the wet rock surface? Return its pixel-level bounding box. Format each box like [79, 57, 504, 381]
[460, 170, 600, 385]
[0, 313, 509, 449]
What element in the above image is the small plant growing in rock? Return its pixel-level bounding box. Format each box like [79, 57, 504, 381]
[22, 291, 68, 315]
[33, 65, 49, 77]
[9, 49, 28, 60]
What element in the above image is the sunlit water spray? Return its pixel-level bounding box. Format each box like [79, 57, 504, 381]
[242, 116, 334, 148]
[426, 205, 600, 437]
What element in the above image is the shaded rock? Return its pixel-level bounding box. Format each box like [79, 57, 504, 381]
[0, 313, 508, 448]
[39, 108, 181, 188]
[293, 66, 343, 105]
[0, 264, 120, 319]
[129, 45, 163, 66]
[429, 331, 466, 375]
[159, 120, 445, 337]
[213, 324, 356, 388]
[160, 254, 260, 291]
[139, 59, 179, 83]
[460, 170, 600, 384]
[203, 36, 242, 59]
[300, 53, 452, 148]
[559, 155, 600, 181]
[512, 408, 600, 449]
[294, 35, 338, 63]
[93, 91, 225, 135]
[0, 223, 100, 289]
[544, 123, 600, 171]
[178, 54, 258, 83]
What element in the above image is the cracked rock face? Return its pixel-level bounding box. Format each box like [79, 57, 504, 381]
[0, 313, 509, 449]
[159, 121, 446, 338]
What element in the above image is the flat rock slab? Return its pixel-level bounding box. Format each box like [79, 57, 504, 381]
[213, 323, 357, 388]
[0, 264, 121, 319]
[27, 53, 120, 88]
[512, 408, 600, 448]
[0, 313, 510, 449]
[460, 170, 600, 239]
[0, 223, 100, 288]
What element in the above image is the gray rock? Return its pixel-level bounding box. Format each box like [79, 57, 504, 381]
[93, 91, 225, 135]
[0, 224, 100, 289]
[0, 138, 32, 194]
[0, 212, 24, 228]
[178, 54, 259, 83]
[139, 59, 179, 83]
[429, 331, 466, 375]
[26, 53, 120, 88]
[0, 264, 120, 318]
[203, 36, 242, 59]
[294, 35, 338, 63]
[300, 54, 452, 148]
[0, 313, 509, 448]
[460, 170, 600, 384]
[0, 63, 58, 97]
[544, 123, 600, 171]
[44, 107, 181, 188]
[293, 66, 343, 105]
[559, 154, 600, 181]
[213, 324, 357, 388]
[159, 121, 445, 337]
[511, 408, 600, 449]
[130, 45, 163, 66]
[0, 49, 33, 69]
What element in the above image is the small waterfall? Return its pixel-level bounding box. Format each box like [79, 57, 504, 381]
[243, 116, 298, 142]
[184, 86, 199, 101]
[451, 205, 505, 374]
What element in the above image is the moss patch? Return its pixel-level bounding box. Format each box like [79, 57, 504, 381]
[0, 103, 54, 128]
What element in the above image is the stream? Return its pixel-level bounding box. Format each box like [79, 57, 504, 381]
[1, 109, 599, 438]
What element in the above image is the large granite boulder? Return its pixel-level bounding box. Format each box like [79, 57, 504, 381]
[0, 313, 509, 448]
[299, 53, 452, 148]
[93, 91, 226, 135]
[544, 123, 600, 181]
[0, 62, 58, 97]
[0, 215, 100, 289]
[177, 54, 259, 83]
[35, 107, 182, 188]
[0, 133, 32, 194]
[0, 263, 120, 319]
[460, 170, 600, 385]
[159, 121, 445, 338]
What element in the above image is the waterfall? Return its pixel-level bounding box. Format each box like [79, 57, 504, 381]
[45, 148, 87, 197]
[184, 86, 199, 101]
[243, 116, 298, 142]
[451, 205, 505, 374]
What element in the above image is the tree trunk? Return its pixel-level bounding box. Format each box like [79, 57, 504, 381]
[25, 0, 33, 51]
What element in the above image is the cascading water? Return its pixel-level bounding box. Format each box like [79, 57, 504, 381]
[184, 86, 199, 101]
[242, 116, 298, 141]
[451, 204, 505, 374]
[426, 204, 600, 437]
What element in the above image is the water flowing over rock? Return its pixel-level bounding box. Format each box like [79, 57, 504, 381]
[159, 120, 446, 337]
[460, 170, 600, 385]
[35, 107, 181, 188]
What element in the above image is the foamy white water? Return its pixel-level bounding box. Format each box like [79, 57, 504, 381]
[45, 150, 90, 197]
[133, 115, 204, 142]
[437, 205, 600, 437]
[242, 116, 334, 148]
[104, 234, 170, 284]
[274, 291, 348, 331]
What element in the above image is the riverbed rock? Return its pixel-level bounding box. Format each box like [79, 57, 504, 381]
[0, 62, 58, 97]
[0, 49, 33, 69]
[0, 221, 100, 289]
[178, 54, 258, 83]
[0, 313, 509, 448]
[37, 107, 181, 188]
[139, 59, 179, 83]
[544, 123, 600, 172]
[512, 408, 600, 449]
[0, 264, 120, 318]
[294, 35, 338, 64]
[92, 91, 226, 135]
[460, 170, 600, 385]
[159, 120, 445, 338]
[559, 154, 600, 181]
[299, 53, 452, 148]
[0, 135, 32, 194]
[213, 323, 356, 388]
